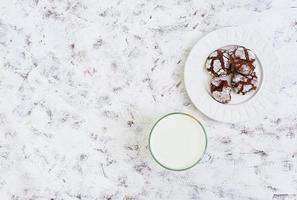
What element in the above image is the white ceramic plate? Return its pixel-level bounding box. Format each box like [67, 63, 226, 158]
[184, 26, 280, 123]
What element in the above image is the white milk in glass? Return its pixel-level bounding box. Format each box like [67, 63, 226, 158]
[150, 113, 207, 170]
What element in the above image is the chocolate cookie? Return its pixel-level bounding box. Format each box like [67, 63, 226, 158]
[205, 49, 231, 76]
[229, 46, 256, 76]
[210, 76, 232, 104]
[231, 72, 257, 95]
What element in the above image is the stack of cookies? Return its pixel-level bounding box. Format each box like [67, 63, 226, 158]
[205, 46, 258, 104]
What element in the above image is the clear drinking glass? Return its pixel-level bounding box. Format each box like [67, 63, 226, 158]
[148, 112, 208, 171]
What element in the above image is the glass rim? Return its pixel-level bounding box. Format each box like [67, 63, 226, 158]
[148, 112, 208, 171]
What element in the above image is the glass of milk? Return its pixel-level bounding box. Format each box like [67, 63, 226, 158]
[149, 113, 207, 171]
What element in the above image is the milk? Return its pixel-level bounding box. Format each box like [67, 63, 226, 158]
[150, 113, 207, 170]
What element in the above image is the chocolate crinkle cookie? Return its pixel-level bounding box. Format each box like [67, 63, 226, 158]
[231, 72, 257, 95]
[205, 49, 232, 77]
[210, 76, 232, 104]
[229, 46, 256, 76]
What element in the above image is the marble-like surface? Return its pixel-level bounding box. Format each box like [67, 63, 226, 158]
[0, 0, 297, 199]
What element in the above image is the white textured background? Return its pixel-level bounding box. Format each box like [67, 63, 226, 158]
[0, 0, 297, 199]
